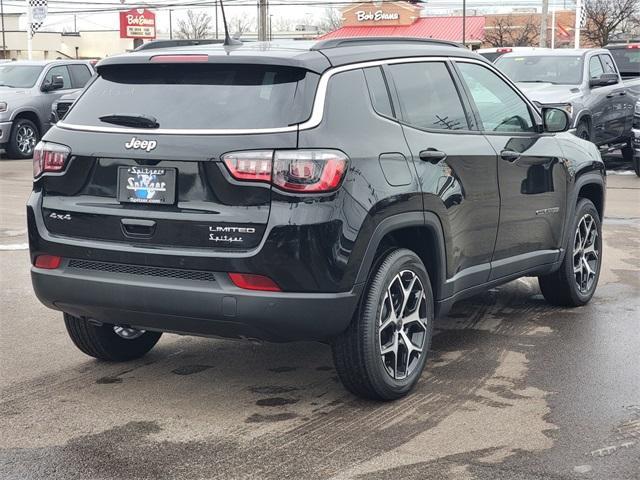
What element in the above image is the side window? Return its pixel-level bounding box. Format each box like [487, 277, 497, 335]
[43, 66, 72, 89]
[68, 64, 92, 88]
[389, 62, 469, 131]
[599, 55, 618, 75]
[457, 62, 535, 133]
[363, 67, 394, 118]
[589, 56, 604, 79]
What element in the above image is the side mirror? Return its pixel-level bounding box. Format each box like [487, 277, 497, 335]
[42, 75, 64, 92]
[589, 73, 618, 88]
[542, 107, 570, 133]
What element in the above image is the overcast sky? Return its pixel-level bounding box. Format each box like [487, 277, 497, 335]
[3, 0, 578, 34]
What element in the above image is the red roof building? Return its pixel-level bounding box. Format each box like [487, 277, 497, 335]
[319, 2, 485, 45]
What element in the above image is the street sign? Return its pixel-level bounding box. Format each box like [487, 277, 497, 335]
[119, 8, 156, 39]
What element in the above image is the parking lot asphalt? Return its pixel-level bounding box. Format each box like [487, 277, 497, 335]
[0, 157, 638, 480]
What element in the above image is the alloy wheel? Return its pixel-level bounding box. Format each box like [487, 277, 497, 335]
[573, 214, 599, 294]
[379, 270, 428, 380]
[16, 124, 37, 156]
[113, 326, 146, 340]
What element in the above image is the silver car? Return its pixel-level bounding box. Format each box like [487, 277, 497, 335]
[0, 60, 94, 158]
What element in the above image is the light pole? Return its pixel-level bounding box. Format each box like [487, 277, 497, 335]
[269, 14, 273, 41]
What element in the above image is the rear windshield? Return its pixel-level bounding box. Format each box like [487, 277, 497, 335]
[63, 63, 315, 129]
[607, 48, 640, 77]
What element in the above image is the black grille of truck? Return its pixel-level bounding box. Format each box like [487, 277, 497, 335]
[67, 259, 216, 282]
[56, 101, 73, 120]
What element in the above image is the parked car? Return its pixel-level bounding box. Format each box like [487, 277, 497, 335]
[0, 60, 94, 158]
[495, 49, 636, 164]
[50, 91, 81, 124]
[604, 43, 640, 89]
[476, 46, 538, 62]
[29, 38, 606, 400]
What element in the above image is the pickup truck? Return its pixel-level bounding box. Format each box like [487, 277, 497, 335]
[495, 48, 636, 165]
[0, 60, 94, 159]
[606, 43, 640, 175]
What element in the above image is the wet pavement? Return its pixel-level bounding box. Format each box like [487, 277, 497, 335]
[0, 157, 638, 479]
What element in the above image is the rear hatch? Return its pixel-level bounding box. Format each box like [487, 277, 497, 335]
[39, 59, 321, 250]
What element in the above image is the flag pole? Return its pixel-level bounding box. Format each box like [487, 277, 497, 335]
[26, 0, 32, 60]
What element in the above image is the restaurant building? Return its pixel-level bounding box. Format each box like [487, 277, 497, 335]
[319, 1, 486, 47]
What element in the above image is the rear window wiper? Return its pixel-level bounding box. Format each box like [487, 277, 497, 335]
[99, 114, 159, 129]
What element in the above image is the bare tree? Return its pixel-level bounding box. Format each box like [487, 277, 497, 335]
[176, 10, 213, 40]
[583, 0, 640, 46]
[229, 13, 255, 37]
[484, 15, 539, 47]
[317, 8, 343, 34]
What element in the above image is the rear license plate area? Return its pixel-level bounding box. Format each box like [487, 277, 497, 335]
[117, 166, 177, 204]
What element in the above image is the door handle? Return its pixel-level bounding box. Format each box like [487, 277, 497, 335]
[619, 91, 627, 96]
[606, 93, 615, 98]
[419, 149, 447, 163]
[500, 150, 521, 163]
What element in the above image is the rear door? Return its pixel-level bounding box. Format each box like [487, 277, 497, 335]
[43, 61, 316, 251]
[454, 60, 568, 278]
[386, 60, 500, 291]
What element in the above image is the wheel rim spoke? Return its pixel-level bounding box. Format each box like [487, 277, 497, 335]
[573, 213, 599, 294]
[379, 270, 428, 380]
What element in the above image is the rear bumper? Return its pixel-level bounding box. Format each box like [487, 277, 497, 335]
[32, 260, 362, 342]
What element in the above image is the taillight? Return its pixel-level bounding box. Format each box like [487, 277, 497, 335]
[222, 150, 348, 193]
[627, 44, 640, 49]
[223, 150, 273, 182]
[497, 47, 513, 53]
[34, 255, 62, 269]
[229, 273, 281, 292]
[33, 141, 71, 178]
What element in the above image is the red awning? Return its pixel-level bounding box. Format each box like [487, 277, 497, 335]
[320, 16, 486, 43]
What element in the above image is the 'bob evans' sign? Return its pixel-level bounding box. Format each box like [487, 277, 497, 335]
[356, 10, 400, 22]
[119, 8, 156, 39]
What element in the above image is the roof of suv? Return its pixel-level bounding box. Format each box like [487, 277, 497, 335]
[97, 38, 486, 74]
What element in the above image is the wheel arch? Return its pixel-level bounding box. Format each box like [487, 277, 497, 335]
[355, 212, 447, 305]
[11, 109, 43, 136]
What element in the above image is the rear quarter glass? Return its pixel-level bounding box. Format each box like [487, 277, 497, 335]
[62, 63, 319, 130]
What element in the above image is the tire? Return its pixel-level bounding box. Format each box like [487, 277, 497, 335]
[621, 142, 634, 163]
[633, 154, 640, 177]
[64, 313, 162, 361]
[538, 199, 602, 307]
[332, 249, 434, 401]
[7, 118, 39, 159]
[576, 121, 591, 142]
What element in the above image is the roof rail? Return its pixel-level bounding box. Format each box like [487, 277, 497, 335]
[311, 37, 464, 51]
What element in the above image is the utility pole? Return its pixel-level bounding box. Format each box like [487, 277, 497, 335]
[551, 8, 556, 48]
[462, 0, 466, 46]
[169, 9, 172, 39]
[540, 0, 549, 47]
[214, 1, 218, 40]
[574, 0, 582, 48]
[73, 14, 77, 33]
[1, 0, 7, 59]
[26, 0, 32, 60]
[258, 0, 267, 41]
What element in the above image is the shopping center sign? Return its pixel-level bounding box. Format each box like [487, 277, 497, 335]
[342, 1, 420, 27]
[119, 8, 156, 39]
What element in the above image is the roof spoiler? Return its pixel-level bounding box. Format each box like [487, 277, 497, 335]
[311, 37, 464, 50]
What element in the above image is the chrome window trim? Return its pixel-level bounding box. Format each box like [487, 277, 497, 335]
[58, 55, 538, 136]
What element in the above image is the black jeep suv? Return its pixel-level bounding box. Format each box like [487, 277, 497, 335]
[28, 38, 606, 400]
